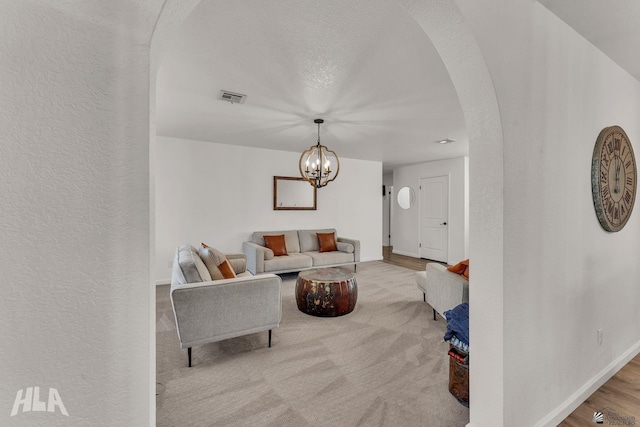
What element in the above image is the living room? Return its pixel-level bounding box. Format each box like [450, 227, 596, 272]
[154, 145, 470, 425]
[154, 1, 639, 426]
[153, 1, 473, 422]
[153, 1, 472, 419]
[4, 1, 640, 427]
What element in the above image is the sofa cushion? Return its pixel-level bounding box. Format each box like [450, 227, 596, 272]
[198, 245, 224, 280]
[317, 232, 338, 252]
[236, 271, 253, 278]
[302, 251, 354, 266]
[252, 230, 300, 253]
[264, 253, 312, 272]
[192, 247, 213, 281]
[336, 242, 354, 253]
[264, 234, 288, 256]
[298, 228, 336, 252]
[173, 244, 212, 285]
[199, 243, 236, 280]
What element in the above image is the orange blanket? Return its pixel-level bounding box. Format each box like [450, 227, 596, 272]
[447, 259, 469, 280]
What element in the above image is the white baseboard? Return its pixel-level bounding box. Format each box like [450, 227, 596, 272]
[391, 249, 420, 258]
[535, 339, 640, 427]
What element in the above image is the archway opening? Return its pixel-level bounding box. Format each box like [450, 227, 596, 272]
[149, 1, 504, 425]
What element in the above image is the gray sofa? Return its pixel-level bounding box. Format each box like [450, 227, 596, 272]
[416, 263, 469, 320]
[170, 244, 282, 367]
[242, 228, 360, 275]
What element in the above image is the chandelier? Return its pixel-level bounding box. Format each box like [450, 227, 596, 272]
[299, 119, 340, 188]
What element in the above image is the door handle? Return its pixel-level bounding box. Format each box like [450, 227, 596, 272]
[440, 222, 447, 226]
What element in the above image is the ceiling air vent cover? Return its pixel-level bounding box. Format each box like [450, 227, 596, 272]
[219, 90, 246, 104]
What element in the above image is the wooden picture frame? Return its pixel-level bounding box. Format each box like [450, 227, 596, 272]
[273, 176, 317, 210]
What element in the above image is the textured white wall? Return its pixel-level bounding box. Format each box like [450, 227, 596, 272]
[395, 2, 505, 425]
[391, 157, 468, 264]
[0, 0, 505, 425]
[155, 136, 383, 282]
[454, 0, 640, 425]
[1, 1, 161, 425]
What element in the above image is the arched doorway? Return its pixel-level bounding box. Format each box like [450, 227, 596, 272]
[149, 1, 504, 425]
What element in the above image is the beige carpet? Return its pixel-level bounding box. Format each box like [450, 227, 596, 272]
[156, 261, 469, 427]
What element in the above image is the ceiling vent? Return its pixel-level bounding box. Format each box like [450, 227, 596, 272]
[219, 90, 246, 104]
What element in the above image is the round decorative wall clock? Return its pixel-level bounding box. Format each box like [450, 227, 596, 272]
[591, 125, 637, 232]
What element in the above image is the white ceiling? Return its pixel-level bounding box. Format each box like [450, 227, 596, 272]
[156, 0, 640, 174]
[539, 0, 640, 82]
[156, 0, 468, 173]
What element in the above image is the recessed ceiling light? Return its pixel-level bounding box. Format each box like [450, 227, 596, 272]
[435, 138, 455, 144]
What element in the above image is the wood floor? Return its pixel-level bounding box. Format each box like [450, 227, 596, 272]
[381, 246, 640, 425]
[381, 245, 442, 271]
[559, 354, 640, 425]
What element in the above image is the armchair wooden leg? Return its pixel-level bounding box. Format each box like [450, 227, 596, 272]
[188, 347, 192, 367]
[433, 308, 437, 321]
[423, 293, 426, 302]
[268, 330, 272, 348]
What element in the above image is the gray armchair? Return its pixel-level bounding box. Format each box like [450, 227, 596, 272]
[416, 263, 469, 320]
[170, 244, 282, 367]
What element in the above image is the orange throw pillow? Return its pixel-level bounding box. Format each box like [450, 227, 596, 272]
[317, 232, 337, 252]
[217, 259, 237, 279]
[447, 259, 469, 280]
[264, 234, 288, 256]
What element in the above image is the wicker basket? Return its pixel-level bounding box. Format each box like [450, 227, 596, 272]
[448, 346, 469, 404]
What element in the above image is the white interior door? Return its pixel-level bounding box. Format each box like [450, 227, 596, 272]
[420, 176, 449, 262]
